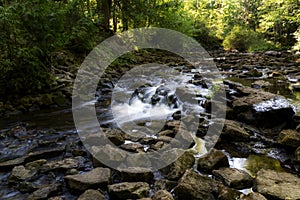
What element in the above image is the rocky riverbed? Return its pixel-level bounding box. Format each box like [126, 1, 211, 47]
[0, 50, 300, 200]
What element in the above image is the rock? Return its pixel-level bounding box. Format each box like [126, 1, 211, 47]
[277, 129, 300, 149]
[119, 167, 154, 183]
[119, 143, 144, 153]
[295, 146, 300, 162]
[254, 169, 300, 199]
[232, 89, 295, 128]
[173, 169, 217, 200]
[25, 159, 47, 170]
[153, 179, 178, 192]
[26, 146, 65, 163]
[108, 182, 150, 199]
[197, 148, 229, 173]
[40, 158, 80, 173]
[9, 165, 36, 183]
[39, 94, 54, 106]
[221, 120, 250, 141]
[212, 168, 253, 189]
[25, 184, 61, 200]
[105, 129, 125, 146]
[152, 190, 174, 200]
[65, 167, 111, 191]
[216, 183, 241, 200]
[239, 192, 267, 200]
[0, 156, 26, 171]
[244, 68, 262, 77]
[91, 144, 127, 168]
[78, 189, 106, 200]
[251, 80, 271, 89]
[160, 149, 195, 180]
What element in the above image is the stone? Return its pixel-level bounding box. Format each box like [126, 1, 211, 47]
[119, 167, 154, 183]
[212, 168, 253, 189]
[105, 129, 125, 146]
[26, 147, 65, 163]
[0, 156, 26, 171]
[108, 182, 150, 199]
[251, 80, 271, 89]
[25, 184, 61, 200]
[153, 179, 178, 192]
[160, 149, 195, 180]
[152, 190, 174, 200]
[78, 189, 106, 200]
[216, 183, 241, 200]
[254, 169, 300, 200]
[173, 169, 218, 200]
[25, 159, 47, 170]
[9, 165, 36, 183]
[119, 143, 144, 153]
[239, 192, 267, 200]
[65, 167, 111, 191]
[40, 158, 80, 173]
[232, 89, 294, 128]
[277, 129, 300, 149]
[295, 146, 300, 162]
[244, 68, 262, 77]
[197, 148, 229, 173]
[221, 120, 250, 141]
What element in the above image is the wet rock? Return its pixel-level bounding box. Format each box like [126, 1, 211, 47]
[295, 146, 300, 162]
[153, 179, 178, 192]
[40, 157, 80, 173]
[25, 184, 61, 200]
[173, 169, 217, 200]
[221, 120, 250, 141]
[244, 68, 262, 77]
[25, 159, 47, 170]
[119, 143, 144, 153]
[65, 167, 111, 191]
[197, 148, 229, 173]
[26, 146, 65, 163]
[251, 80, 271, 89]
[216, 183, 241, 200]
[277, 129, 300, 149]
[160, 149, 195, 180]
[152, 190, 174, 200]
[232, 89, 295, 128]
[108, 182, 150, 199]
[119, 167, 154, 183]
[0, 156, 26, 171]
[9, 165, 36, 183]
[212, 168, 253, 189]
[239, 192, 267, 200]
[78, 189, 106, 200]
[92, 144, 127, 168]
[254, 169, 300, 199]
[105, 129, 125, 146]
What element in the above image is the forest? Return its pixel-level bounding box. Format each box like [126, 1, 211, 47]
[0, 0, 299, 99]
[1, 1, 300, 200]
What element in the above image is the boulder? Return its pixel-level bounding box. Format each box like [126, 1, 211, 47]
[9, 165, 36, 183]
[212, 168, 253, 189]
[78, 189, 106, 200]
[221, 120, 250, 141]
[105, 129, 125, 146]
[65, 167, 111, 191]
[153, 179, 178, 192]
[108, 182, 150, 199]
[0, 156, 26, 171]
[160, 149, 195, 180]
[232, 87, 294, 128]
[197, 148, 229, 173]
[239, 192, 267, 200]
[152, 190, 174, 200]
[173, 169, 217, 200]
[25, 184, 61, 200]
[254, 169, 300, 199]
[40, 158, 80, 173]
[118, 167, 154, 183]
[295, 146, 300, 162]
[277, 129, 300, 149]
